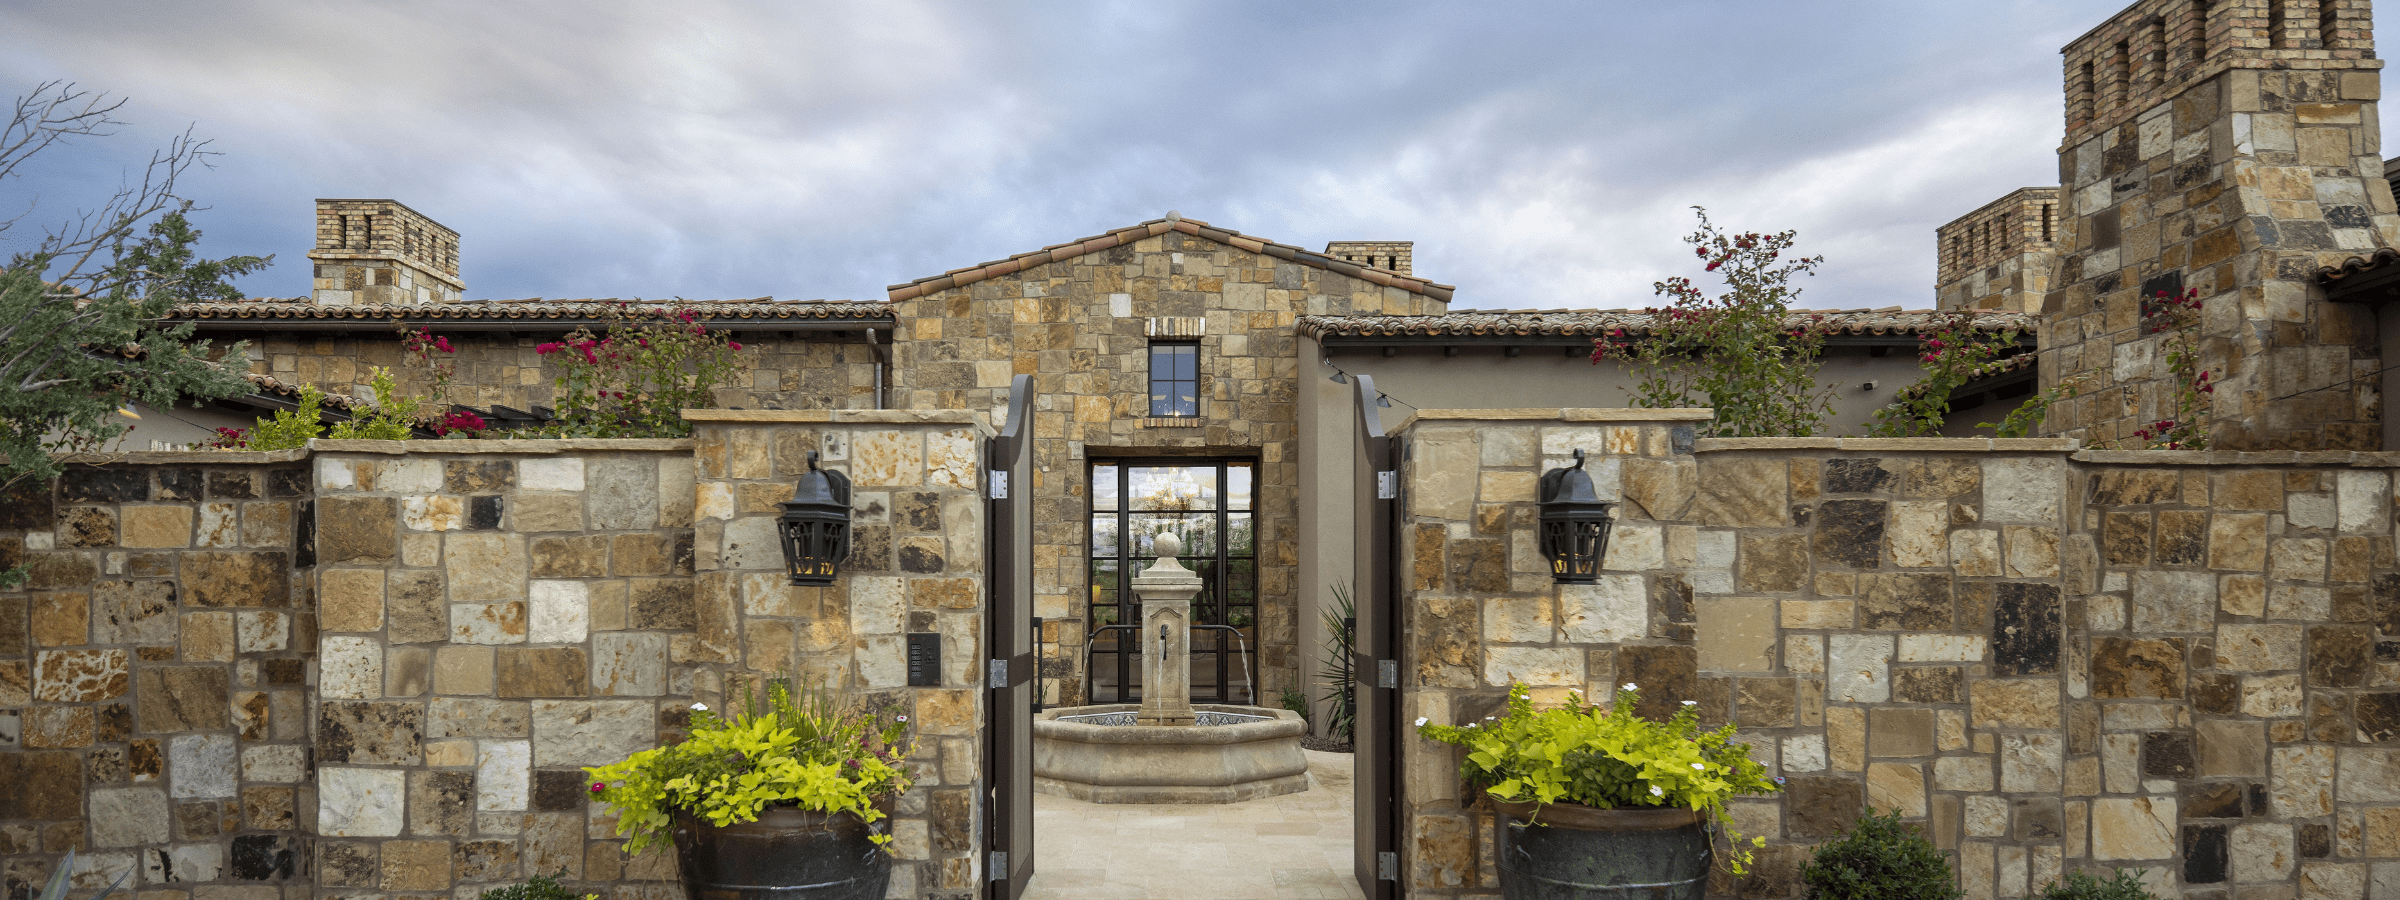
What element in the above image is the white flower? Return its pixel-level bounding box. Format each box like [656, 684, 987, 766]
[1681, 700, 1697, 707]
[1621, 683, 1638, 692]
[1415, 717, 1429, 727]
[1691, 763, 1706, 770]
[897, 716, 908, 722]
[1649, 786, 1664, 798]
[691, 703, 708, 712]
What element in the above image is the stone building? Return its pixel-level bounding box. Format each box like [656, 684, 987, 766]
[16, 2, 2400, 898]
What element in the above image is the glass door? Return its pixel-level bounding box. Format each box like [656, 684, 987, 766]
[1087, 459, 1257, 705]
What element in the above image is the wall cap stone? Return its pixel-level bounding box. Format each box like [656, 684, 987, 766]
[1404, 408, 1715, 422]
[53, 448, 310, 464]
[2071, 449, 2400, 467]
[312, 438, 692, 454]
[680, 409, 984, 426]
[1691, 437, 2082, 453]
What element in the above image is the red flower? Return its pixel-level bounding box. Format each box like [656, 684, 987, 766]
[536, 342, 564, 355]
[589, 782, 607, 794]
[728, 341, 743, 351]
[434, 336, 454, 354]
[1705, 261, 1721, 271]
[435, 410, 488, 437]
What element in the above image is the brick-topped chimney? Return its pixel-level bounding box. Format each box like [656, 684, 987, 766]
[2042, 0, 2396, 450]
[305, 199, 463, 306]
[1323, 241, 1413, 276]
[1937, 188, 2062, 313]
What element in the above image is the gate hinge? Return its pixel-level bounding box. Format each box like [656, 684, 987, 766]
[1378, 851, 1398, 881]
[990, 851, 1007, 880]
[1378, 659, 1398, 689]
[989, 470, 1009, 500]
[988, 659, 1008, 688]
[1376, 470, 1397, 499]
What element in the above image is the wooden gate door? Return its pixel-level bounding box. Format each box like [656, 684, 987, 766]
[1350, 374, 1401, 899]
[985, 375, 1037, 899]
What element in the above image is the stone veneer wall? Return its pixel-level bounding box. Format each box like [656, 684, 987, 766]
[0, 454, 316, 900]
[685, 410, 989, 898]
[235, 331, 879, 416]
[4, 418, 987, 900]
[886, 227, 1441, 705]
[1398, 410, 2400, 900]
[306, 440, 697, 900]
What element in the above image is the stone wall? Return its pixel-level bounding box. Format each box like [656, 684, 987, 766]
[886, 223, 1443, 707]
[4, 419, 988, 900]
[0, 454, 316, 900]
[307, 440, 697, 900]
[2043, 0, 2396, 450]
[230, 331, 880, 417]
[1395, 409, 2400, 900]
[685, 410, 989, 897]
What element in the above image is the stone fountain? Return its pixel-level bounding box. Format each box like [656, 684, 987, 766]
[1031, 533, 1309, 803]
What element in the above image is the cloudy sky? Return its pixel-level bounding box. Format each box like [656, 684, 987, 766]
[1, 2, 2353, 310]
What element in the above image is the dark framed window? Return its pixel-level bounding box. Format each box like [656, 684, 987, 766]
[1147, 342, 1199, 417]
[1087, 459, 1256, 704]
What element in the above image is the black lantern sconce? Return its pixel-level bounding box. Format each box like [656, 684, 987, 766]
[776, 450, 854, 586]
[1537, 449, 1616, 584]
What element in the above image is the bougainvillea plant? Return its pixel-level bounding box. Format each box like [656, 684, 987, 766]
[528, 304, 749, 439]
[1593, 208, 1836, 437]
[2129, 287, 2214, 450]
[1866, 312, 2023, 437]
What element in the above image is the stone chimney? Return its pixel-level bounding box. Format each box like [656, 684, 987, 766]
[1323, 241, 1413, 276]
[306, 199, 463, 306]
[1937, 187, 2061, 313]
[2044, 0, 2395, 450]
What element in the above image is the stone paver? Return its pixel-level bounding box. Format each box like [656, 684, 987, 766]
[1024, 749, 1365, 900]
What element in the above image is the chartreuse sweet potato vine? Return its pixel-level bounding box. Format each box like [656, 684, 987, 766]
[1417, 682, 1781, 874]
[585, 678, 913, 854]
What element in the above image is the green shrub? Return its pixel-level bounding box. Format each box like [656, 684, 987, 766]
[474, 873, 583, 900]
[2033, 869, 2156, 900]
[245, 385, 325, 451]
[1800, 808, 1961, 900]
[327, 367, 419, 441]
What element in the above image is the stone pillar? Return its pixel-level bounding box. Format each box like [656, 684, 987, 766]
[1133, 532, 1200, 726]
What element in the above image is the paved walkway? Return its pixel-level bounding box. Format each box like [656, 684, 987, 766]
[1022, 749, 1367, 900]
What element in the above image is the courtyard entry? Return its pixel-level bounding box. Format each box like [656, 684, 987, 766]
[1086, 458, 1261, 706]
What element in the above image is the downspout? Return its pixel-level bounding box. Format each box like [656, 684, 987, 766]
[865, 327, 888, 410]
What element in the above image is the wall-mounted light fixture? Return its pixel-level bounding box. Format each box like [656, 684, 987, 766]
[776, 450, 853, 586]
[1537, 449, 1616, 584]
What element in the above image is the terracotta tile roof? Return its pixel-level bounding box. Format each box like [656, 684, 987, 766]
[167, 298, 894, 327]
[1296, 307, 2036, 340]
[243, 371, 364, 411]
[1890, 351, 2040, 403]
[2315, 248, 2400, 285]
[886, 214, 1456, 303]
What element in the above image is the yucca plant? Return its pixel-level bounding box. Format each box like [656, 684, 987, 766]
[1318, 582, 1356, 742]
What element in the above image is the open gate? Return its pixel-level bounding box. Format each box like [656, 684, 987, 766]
[985, 375, 1037, 899]
[1351, 374, 1401, 900]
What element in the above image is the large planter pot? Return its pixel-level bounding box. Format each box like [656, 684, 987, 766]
[671, 805, 892, 900]
[1489, 798, 1712, 900]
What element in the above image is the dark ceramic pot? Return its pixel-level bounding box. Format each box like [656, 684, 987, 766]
[1490, 799, 1712, 900]
[671, 805, 892, 900]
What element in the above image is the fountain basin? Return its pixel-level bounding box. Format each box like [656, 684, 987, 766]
[1032, 704, 1310, 804]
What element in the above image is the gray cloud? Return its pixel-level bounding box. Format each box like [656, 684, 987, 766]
[0, 1, 2318, 310]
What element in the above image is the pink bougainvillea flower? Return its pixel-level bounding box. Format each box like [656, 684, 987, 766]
[728, 341, 742, 351]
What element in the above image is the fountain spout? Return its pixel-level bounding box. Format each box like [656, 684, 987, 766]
[1132, 533, 1200, 726]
